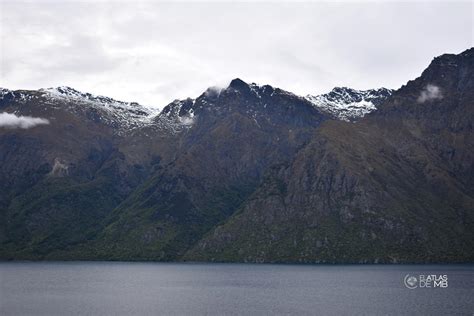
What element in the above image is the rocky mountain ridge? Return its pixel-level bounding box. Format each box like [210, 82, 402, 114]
[305, 87, 394, 121]
[1, 80, 393, 130]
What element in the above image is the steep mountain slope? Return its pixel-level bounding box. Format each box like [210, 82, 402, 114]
[64, 79, 330, 260]
[0, 88, 182, 258]
[186, 48, 474, 263]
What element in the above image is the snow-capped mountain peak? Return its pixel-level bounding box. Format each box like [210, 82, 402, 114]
[1, 83, 394, 136]
[158, 98, 196, 129]
[39, 86, 147, 111]
[35, 86, 160, 134]
[305, 87, 393, 121]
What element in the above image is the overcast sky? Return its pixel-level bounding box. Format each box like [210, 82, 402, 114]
[0, 1, 472, 108]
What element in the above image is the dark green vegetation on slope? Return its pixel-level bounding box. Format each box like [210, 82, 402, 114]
[1, 49, 473, 262]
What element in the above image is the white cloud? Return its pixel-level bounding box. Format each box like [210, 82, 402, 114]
[0, 112, 50, 129]
[0, 1, 471, 109]
[204, 86, 226, 98]
[179, 115, 195, 126]
[417, 84, 443, 103]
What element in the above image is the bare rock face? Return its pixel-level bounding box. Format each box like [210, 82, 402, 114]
[49, 158, 69, 177]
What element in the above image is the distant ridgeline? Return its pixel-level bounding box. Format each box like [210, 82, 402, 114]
[0, 48, 473, 263]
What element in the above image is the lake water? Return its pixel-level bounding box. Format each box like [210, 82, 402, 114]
[0, 262, 472, 315]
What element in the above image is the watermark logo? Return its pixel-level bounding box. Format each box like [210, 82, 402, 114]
[403, 274, 448, 289]
[404, 274, 418, 289]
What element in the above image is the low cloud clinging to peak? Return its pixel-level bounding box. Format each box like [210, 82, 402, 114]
[417, 84, 443, 103]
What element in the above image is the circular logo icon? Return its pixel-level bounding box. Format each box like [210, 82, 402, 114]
[404, 274, 418, 289]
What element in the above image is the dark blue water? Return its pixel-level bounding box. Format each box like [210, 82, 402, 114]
[0, 262, 472, 315]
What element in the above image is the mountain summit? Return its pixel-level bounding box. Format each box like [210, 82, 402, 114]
[305, 87, 393, 121]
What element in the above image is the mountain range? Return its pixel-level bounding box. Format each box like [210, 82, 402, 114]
[0, 48, 472, 263]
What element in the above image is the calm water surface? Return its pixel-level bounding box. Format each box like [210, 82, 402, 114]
[0, 262, 472, 315]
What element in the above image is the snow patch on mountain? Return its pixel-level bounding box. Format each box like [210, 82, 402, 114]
[0, 88, 10, 98]
[305, 87, 393, 121]
[157, 98, 197, 132]
[40, 86, 156, 116]
[39, 86, 162, 134]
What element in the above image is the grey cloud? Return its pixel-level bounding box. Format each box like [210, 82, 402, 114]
[417, 84, 443, 103]
[0, 112, 50, 129]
